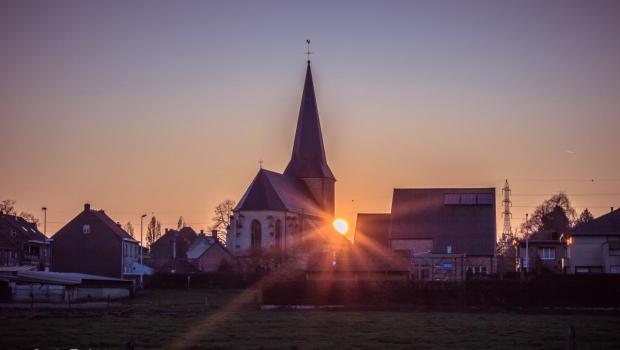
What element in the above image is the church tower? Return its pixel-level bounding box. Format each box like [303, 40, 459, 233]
[284, 61, 336, 217]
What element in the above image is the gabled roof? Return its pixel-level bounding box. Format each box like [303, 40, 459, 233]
[389, 188, 496, 256]
[51, 205, 135, 242]
[0, 213, 47, 242]
[186, 234, 234, 260]
[283, 62, 335, 180]
[178, 226, 198, 241]
[569, 208, 620, 236]
[235, 169, 324, 217]
[90, 210, 136, 241]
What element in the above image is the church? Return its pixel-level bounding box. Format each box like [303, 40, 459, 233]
[226, 60, 339, 265]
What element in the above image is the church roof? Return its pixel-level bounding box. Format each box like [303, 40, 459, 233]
[235, 169, 324, 217]
[283, 62, 335, 180]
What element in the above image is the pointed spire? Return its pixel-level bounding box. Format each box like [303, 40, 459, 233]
[284, 61, 335, 180]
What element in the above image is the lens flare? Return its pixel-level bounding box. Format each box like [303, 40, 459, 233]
[332, 218, 349, 234]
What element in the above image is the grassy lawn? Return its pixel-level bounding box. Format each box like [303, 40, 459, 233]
[1, 289, 619, 349]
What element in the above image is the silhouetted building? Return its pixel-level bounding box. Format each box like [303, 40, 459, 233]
[566, 208, 620, 274]
[517, 230, 566, 274]
[0, 213, 51, 270]
[187, 230, 236, 272]
[150, 227, 197, 261]
[354, 213, 391, 252]
[227, 61, 339, 267]
[358, 188, 496, 281]
[51, 203, 139, 278]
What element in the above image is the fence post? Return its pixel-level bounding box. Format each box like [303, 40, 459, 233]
[566, 325, 576, 350]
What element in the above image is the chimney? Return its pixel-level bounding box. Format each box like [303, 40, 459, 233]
[84, 203, 91, 211]
[612, 207, 615, 213]
[211, 229, 218, 238]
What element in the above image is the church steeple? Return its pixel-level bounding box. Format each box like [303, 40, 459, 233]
[284, 61, 335, 180]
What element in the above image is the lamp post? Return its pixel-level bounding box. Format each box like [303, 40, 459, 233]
[140, 213, 147, 287]
[41, 207, 47, 236]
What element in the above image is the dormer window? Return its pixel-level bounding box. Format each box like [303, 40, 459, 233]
[83, 224, 91, 234]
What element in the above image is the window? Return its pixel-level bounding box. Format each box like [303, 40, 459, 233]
[608, 238, 620, 256]
[251, 220, 262, 249]
[461, 194, 476, 205]
[83, 224, 91, 234]
[444, 194, 460, 205]
[274, 219, 282, 249]
[446, 245, 452, 254]
[477, 194, 494, 205]
[538, 247, 556, 260]
[444, 193, 494, 205]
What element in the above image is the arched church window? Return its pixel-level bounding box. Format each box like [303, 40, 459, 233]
[251, 220, 262, 249]
[274, 220, 282, 249]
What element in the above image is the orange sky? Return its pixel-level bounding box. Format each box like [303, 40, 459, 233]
[1, 1, 619, 239]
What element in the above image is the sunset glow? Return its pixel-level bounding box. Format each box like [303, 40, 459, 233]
[333, 218, 349, 235]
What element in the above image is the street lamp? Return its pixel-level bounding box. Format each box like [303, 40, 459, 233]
[41, 207, 47, 236]
[140, 213, 147, 287]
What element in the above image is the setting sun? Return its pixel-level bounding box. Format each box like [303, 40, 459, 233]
[332, 218, 349, 235]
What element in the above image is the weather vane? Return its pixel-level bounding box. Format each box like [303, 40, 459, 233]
[305, 39, 312, 62]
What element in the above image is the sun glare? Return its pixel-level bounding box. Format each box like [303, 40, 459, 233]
[332, 218, 349, 235]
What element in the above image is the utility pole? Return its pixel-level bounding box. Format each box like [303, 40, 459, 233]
[140, 213, 147, 287]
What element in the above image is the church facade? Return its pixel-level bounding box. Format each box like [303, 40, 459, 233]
[226, 61, 337, 264]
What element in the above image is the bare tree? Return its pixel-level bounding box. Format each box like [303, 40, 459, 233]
[519, 192, 576, 238]
[177, 216, 186, 230]
[1, 199, 39, 227]
[20, 212, 39, 227]
[0, 199, 17, 215]
[211, 199, 235, 242]
[146, 216, 162, 247]
[124, 221, 135, 238]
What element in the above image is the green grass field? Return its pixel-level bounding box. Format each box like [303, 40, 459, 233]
[1, 290, 619, 349]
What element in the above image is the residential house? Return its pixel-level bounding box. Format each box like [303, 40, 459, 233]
[0, 213, 51, 270]
[565, 208, 620, 274]
[51, 203, 140, 279]
[186, 230, 236, 272]
[517, 230, 566, 274]
[147, 226, 198, 273]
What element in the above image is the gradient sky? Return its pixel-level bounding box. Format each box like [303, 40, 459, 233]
[1, 0, 619, 238]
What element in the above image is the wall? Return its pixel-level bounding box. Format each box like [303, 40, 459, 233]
[567, 236, 606, 273]
[193, 245, 235, 272]
[52, 211, 122, 278]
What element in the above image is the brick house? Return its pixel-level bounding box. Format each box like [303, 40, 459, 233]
[0, 213, 51, 270]
[51, 203, 139, 278]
